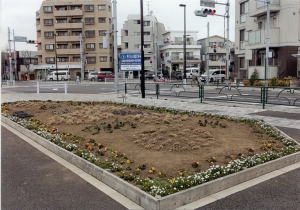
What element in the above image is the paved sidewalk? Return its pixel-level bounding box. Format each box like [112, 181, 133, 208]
[1, 92, 299, 209]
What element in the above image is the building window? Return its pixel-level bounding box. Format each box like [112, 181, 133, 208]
[240, 57, 245, 68]
[134, 20, 141, 24]
[46, 57, 55, 64]
[84, 5, 94, 11]
[45, 44, 54, 51]
[44, 31, 53, 38]
[57, 44, 68, 49]
[72, 44, 80, 49]
[134, 44, 141, 49]
[87, 57, 96, 63]
[98, 17, 106, 23]
[58, 57, 69, 62]
[44, 19, 53, 25]
[110, 57, 112, 62]
[108, 6, 111, 12]
[86, 43, 95, 50]
[110, 44, 112, 49]
[71, 18, 82, 23]
[143, 21, 150, 26]
[72, 31, 81, 36]
[43, 6, 52, 12]
[99, 43, 104, 49]
[134, 32, 140, 36]
[85, 17, 94, 24]
[144, 32, 150, 36]
[100, 56, 107, 62]
[99, 30, 106, 36]
[85, 30, 95, 37]
[57, 31, 68, 36]
[240, 29, 248, 49]
[144, 44, 151, 48]
[73, 57, 80, 62]
[56, 18, 67, 23]
[209, 55, 217, 61]
[98, 5, 105, 10]
[109, 18, 111, 24]
[240, 1, 248, 23]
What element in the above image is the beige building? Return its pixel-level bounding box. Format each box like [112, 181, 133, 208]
[235, 0, 300, 79]
[35, 0, 114, 79]
[198, 35, 234, 75]
[121, 14, 165, 78]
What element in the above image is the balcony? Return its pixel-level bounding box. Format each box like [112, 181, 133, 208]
[37, 24, 41, 31]
[56, 48, 80, 55]
[55, 22, 83, 30]
[56, 36, 80, 42]
[247, 28, 280, 50]
[36, 11, 40, 19]
[53, 9, 83, 17]
[249, 1, 280, 18]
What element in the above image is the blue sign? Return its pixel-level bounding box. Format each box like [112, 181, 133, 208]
[119, 53, 141, 71]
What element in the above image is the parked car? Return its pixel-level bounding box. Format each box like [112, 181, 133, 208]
[98, 71, 114, 82]
[171, 71, 182, 80]
[200, 69, 226, 83]
[184, 68, 200, 79]
[144, 71, 155, 79]
[87, 72, 99, 81]
[47, 71, 70, 81]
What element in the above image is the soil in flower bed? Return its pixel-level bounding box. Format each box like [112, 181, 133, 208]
[4, 100, 285, 180]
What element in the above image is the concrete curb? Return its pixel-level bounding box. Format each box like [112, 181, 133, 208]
[2, 116, 300, 210]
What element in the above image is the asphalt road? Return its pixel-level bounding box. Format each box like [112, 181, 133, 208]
[1, 126, 128, 210]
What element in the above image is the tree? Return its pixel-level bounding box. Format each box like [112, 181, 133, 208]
[249, 69, 259, 86]
[21, 50, 31, 81]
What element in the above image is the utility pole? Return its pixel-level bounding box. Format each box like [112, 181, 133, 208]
[13, 29, 17, 81]
[112, 0, 119, 94]
[207, 22, 210, 83]
[225, 0, 230, 82]
[80, 33, 84, 82]
[265, 0, 270, 87]
[8, 27, 13, 82]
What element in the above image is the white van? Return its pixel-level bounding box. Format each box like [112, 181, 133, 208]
[47, 71, 70, 81]
[184, 68, 200, 79]
[200, 69, 226, 83]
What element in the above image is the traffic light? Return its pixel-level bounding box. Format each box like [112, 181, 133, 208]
[213, 44, 217, 53]
[27, 40, 38, 44]
[194, 8, 216, 17]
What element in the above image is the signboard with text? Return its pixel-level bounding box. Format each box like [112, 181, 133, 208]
[200, 0, 215, 8]
[119, 53, 141, 71]
[14, 36, 27, 42]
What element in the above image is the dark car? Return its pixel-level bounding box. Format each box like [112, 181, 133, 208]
[144, 71, 155, 79]
[171, 71, 182, 80]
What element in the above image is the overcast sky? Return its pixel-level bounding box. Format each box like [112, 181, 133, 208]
[1, 0, 236, 52]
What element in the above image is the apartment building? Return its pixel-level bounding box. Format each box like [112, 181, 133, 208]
[159, 30, 201, 76]
[35, 0, 114, 79]
[235, 0, 300, 79]
[121, 14, 165, 78]
[198, 35, 234, 75]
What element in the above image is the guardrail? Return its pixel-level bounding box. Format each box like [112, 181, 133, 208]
[36, 82, 67, 94]
[123, 82, 300, 109]
[1, 80, 15, 87]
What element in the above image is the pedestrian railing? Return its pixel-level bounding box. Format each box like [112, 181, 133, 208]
[123, 82, 300, 109]
[36, 82, 67, 94]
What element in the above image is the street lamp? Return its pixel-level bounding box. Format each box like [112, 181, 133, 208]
[179, 4, 187, 85]
[54, 33, 58, 81]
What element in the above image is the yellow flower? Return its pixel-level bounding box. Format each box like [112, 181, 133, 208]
[151, 167, 156, 172]
[126, 160, 131, 164]
[148, 170, 153, 174]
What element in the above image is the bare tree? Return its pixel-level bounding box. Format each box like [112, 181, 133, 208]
[21, 50, 31, 81]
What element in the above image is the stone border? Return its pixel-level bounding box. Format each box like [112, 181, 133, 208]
[2, 116, 300, 210]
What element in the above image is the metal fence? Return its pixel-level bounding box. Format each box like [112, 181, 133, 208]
[123, 82, 300, 109]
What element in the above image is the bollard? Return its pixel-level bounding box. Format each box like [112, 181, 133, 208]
[64, 82, 67, 94]
[7, 81, 9, 86]
[37, 82, 40, 94]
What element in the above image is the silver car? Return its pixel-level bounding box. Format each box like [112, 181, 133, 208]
[87, 72, 99, 81]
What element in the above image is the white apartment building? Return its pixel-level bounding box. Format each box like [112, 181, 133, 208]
[198, 35, 234, 75]
[121, 14, 165, 78]
[159, 30, 201, 77]
[35, 0, 114, 79]
[235, 0, 300, 79]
